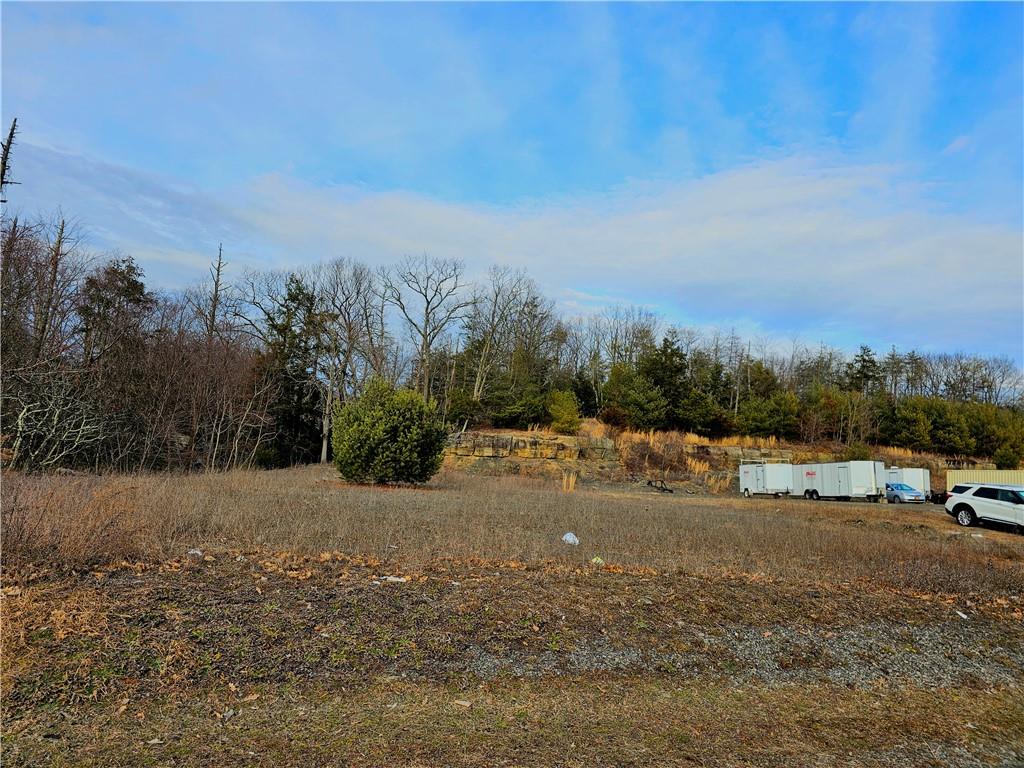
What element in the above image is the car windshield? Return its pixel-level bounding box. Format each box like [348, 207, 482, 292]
[893, 483, 915, 491]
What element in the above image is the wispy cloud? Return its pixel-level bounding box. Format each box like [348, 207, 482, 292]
[942, 136, 973, 156]
[10, 143, 1021, 361]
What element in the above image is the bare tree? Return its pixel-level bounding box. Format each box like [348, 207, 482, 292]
[600, 305, 660, 369]
[464, 266, 529, 401]
[8, 375, 105, 469]
[1, 118, 17, 202]
[358, 272, 405, 385]
[1, 216, 91, 374]
[306, 258, 379, 463]
[380, 255, 475, 401]
[188, 243, 228, 341]
[230, 269, 291, 347]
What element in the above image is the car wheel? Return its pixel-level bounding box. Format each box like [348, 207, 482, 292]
[893, 496, 902, 504]
[810, 490, 820, 500]
[743, 488, 750, 498]
[955, 506, 976, 527]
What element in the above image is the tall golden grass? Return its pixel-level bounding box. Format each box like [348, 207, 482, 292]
[589, 420, 939, 460]
[705, 474, 733, 495]
[561, 469, 578, 492]
[615, 429, 778, 450]
[611, 429, 759, 482]
[880, 446, 914, 458]
[577, 418, 613, 440]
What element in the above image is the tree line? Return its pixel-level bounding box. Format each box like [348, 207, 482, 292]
[3, 212, 1022, 473]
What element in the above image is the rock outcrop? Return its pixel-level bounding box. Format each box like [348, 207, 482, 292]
[446, 432, 617, 462]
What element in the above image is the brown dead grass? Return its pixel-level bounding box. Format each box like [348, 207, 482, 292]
[2, 466, 1022, 597]
[1, 476, 146, 566]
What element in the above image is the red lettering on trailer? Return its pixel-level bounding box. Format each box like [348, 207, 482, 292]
[805, 471, 816, 477]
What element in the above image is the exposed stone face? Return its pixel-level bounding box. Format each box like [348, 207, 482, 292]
[446, 432, 617, 462]
[447, 432, 798, 470]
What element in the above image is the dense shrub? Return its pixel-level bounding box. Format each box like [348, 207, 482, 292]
[993, 443, 1022, 470]
[332, 378, 446, 484]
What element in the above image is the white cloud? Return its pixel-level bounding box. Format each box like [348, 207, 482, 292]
[942, 135, 972, 156]
[9, 143, 1023, 360]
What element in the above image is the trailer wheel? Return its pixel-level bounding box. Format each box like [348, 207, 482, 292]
[742, 488, 750, 498]
[773, 492, 782, 499]
[810, 490, 820, 501]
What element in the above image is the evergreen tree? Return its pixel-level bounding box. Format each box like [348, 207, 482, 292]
[548, 390, 581, 435]
[845, 345, 882, 394]
[601, 364, 668, 431]
[259, 274, 322, 467]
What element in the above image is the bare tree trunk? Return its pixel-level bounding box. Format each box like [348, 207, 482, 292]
[33, 219, 65, 364]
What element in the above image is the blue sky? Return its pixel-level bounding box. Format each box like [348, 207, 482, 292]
[3, 2, 1022, 360]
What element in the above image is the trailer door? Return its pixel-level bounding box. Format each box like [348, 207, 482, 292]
[755, 464, 765, 492]
[836, 464, 851, 497]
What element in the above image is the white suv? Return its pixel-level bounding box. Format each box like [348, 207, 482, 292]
[945, 483, 1024, 530]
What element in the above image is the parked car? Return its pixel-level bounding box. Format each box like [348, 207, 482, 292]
[886, 468, 931, 500]
[944, 483, 1024, 529]
[885, 482, 926, 504]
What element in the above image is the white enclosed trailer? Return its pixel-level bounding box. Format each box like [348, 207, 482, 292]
[792, 461, 886, 501]
[739, 462, 793, 497]
[885, 467, 932, 497]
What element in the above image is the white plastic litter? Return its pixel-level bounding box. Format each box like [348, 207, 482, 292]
[562, 532, 579, 546]
[956, 610, 969, 620]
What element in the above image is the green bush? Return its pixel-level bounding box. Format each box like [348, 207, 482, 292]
[993, 443, 1022, 470]
[492, 391, 548, 429]
[548, 390, 581, 435]
[444, 388, 485, 429]
[332, 378, 447, 484]
[841, 442, 873, 461]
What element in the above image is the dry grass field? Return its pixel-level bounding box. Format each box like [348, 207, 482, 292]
[3, 466, 1023, 767]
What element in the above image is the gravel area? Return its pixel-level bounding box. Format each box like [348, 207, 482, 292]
[461, 620, 1024, 687]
